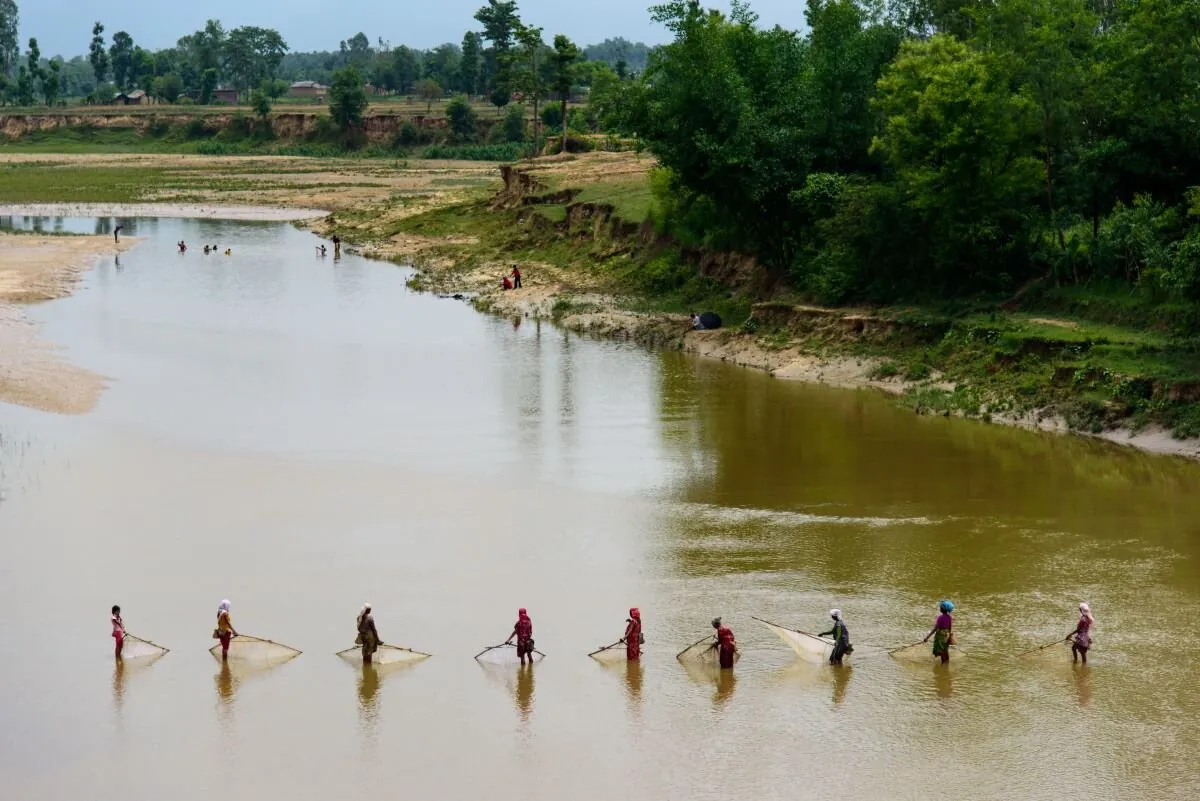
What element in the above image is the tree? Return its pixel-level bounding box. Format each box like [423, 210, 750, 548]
[423, 43, 461, 91]
[153, 72, 183, 103]
[15, 64, 32, 105]
[460, 32, 482, 96]
[502, 103, 526, 141]
[340, 32, 371, 68]
[550, 35, 580, 153]
[88, 22, 109, 84]
[415, 77, 442, 112]
[475, 0, 521, 99]
[446, 94, 478, 140]
[0, 0, 16, 77]
[109, 31, 134, 89]
[199, 67, 218, 104]
[251, 87, 272, 119]
[515, 25, 545, 154]
[131, 46, 155, 94]
[328, 65, 368, 131]
[42, 58, 61, 105]
[223, 26, 288, 92]
[391, 46, 420, 94]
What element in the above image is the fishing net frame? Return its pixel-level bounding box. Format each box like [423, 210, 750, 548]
[121, 633, 170, 660]
[753, 617, 839, 664]
[209, 634, 302, 664]
[336, 644, 432, 665]
[474, 642, 546, 664]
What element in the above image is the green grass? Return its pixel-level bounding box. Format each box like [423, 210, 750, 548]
[572, 177, 655, 224]
[0, 165, 176, 202]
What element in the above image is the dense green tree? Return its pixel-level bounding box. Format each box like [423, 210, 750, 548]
[109, 31, 134, 89]
[475, 0, 521, 98]
[153, 72, 184, 103]
[251, 86, 272, 118]
[502, 103, 526, 141]
[15, 63, 33, 105]
[550, 35, 580, 153]
[460, 32, 482, 95]
[515, 25, 545, 152]
[88, 22, 109, 84]
[0, 0, 17, 76]
[42, 58, 61, 105]
[328, 65, 368, 130]
[446, 94, 478, 140]
[199, 67, 218, 104]
[223, 26, 288, 91]
[391, 46, 420, 93]
[340, 32, 372, 68]
[423, 43, 461, 90]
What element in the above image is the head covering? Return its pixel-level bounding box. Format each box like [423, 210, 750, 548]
[219, 600, 231, 613]
[830, 608, 841, 619]
[939, 599, 954, 613]
[712, 617, 722, 628]
[629, 608, 640, 619]
[518, 608, 528, 618]
[1079, 602, 1093, 621]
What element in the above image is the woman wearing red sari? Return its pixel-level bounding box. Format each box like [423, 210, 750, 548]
[624, 608, 642, 661]
[505, 608, 535, 665]
[714, 617, 737, 669]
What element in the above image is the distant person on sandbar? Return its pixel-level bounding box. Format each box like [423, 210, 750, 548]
[214, 600, 238, 661]
[113, 225, 123, 243]
[713, 617, 737, 669]
[505, 608, 535, 665]
[1069, 602, 1094, 664]
[689, 312, 704, 330]
[356, 603, 381, 664]
[501, 274, 514, 291]
[111, 605, 125, 659]
[510, 264, 522, 289]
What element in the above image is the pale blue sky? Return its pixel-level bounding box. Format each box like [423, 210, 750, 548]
[25, 0, 808, 58]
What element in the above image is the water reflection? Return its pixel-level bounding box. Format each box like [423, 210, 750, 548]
[713, 669, 737, 708]
[1073, 665, 1092, 708]
[831, 666, 851, 705]
[933, 665, 954, 699]
[357, 663, 382, 734]
[514, 664, 535, 723]
[623, 661, 644, 718]
[214, 661, 238, 730]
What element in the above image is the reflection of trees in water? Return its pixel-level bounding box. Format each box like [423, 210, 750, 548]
[653, 350, 1200, 596]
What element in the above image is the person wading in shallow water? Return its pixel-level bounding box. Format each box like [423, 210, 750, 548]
[624, 608, 643, 661]
[356, 603, 381, 664]
[111, 605, 125, 659]
[505, 608, 535, 665]
[714, 617, 737, 669]
[113, 225, 123, 244]
[923, 600, 955, 664]
[332, 235, 341, 258]
[214, 600, 238, 661]
[1069, 602, 1095, 664]
[819, 609, 853, 665]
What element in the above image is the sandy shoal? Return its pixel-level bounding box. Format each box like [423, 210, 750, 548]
[0, 202, 328, 222]
[0, 233, 136, 415]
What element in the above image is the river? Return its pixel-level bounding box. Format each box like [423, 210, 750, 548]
[1, 215, 1198, 801]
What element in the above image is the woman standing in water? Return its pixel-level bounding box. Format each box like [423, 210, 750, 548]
[1069, 602, 1094, 664]
[714, 617, 737, 669]
[111, 605, 125, 659]
[215, 600, 238, 660]
[923, 600, 955, 664]
[505, 608, 535, 665]
[819, 609, 852, 665]
[624, 608, 642, 661]
[357, 603, 380, 664]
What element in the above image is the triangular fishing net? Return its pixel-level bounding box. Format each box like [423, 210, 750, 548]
[337, 644, 431, 665]
[121, 634, 169, 660]
[474, 643, 545, 664]
[210, 634, 301, 665]
[588, 642, 629, 664]
[676, 635, 739, 667]
[754, 618, 837, 664]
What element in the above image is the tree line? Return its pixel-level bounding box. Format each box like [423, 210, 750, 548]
[0, 0, 648, 112]
[608, 0, 1200, 309]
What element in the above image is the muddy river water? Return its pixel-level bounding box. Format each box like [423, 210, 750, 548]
[1, 216, 1199, 801]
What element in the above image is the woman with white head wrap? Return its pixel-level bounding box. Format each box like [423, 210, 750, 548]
[819, 609, 853, 665]
[356, 603, 381, 664]
[1069, 602, 1095, 664]
[214, 600, 238, 661]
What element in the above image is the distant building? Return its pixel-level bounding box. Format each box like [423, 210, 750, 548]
[289, 81, 327, 100]
[113, 89, 148, 106]
[211, 88, 240, 104]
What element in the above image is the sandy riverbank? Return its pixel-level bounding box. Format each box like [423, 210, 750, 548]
[0, 203, 328, 222]
[0, 232, 139, 414]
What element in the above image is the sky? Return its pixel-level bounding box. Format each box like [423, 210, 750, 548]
[23, 0, 808, 58]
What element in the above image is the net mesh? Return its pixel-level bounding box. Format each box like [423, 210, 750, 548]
[474, 643, 545, 664]
[755, 618, 836, 664]
[337, 644, 431, 665]
[588, 642, 629, 664]
[210, 635, 301, 665]
[121, 634, 169, 660]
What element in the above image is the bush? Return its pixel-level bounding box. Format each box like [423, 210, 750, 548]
[445, 96, 478, 143]
[542, 134, 594, 155]
[421, 143, 529, 161]
[539, 104, 563, 130]
[502, 105, 526, 143]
